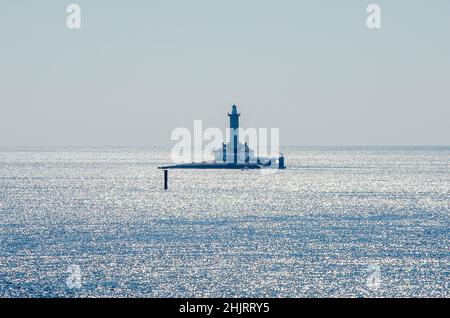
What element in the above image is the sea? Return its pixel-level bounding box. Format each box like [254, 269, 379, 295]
[0, 146, 448, 297]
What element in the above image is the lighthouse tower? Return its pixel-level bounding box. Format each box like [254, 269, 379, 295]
[228, 104, 240, 164]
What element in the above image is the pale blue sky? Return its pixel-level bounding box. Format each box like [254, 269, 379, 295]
[1, 0, 449, 146]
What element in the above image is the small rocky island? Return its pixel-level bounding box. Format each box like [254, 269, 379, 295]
[159, 105, 285, 170]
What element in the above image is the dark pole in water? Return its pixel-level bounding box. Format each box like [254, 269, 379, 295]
[164, 169, 168, 190]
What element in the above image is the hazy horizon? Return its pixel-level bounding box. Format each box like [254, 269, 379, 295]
[1, 1, 449, 147]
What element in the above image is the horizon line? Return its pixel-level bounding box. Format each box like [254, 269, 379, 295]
[0, 144, 449, 148]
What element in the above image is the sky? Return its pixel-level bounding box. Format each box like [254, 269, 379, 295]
[1, 0, 449, 146]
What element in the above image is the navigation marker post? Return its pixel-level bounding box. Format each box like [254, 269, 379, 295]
[164, 169, 168, 190]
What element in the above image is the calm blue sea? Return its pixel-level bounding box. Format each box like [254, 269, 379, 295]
[0, 146, 448, 297]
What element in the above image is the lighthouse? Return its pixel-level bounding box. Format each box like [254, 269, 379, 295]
[159, 103, 286, 172]
[228, 104, 240, 164]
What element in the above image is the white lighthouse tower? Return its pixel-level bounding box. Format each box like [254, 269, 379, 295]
[228, 104, 240, 164]
[215, 104, 256, 164]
